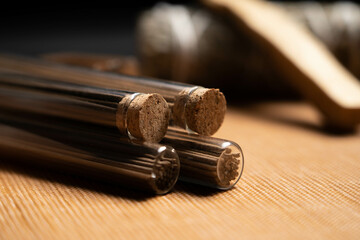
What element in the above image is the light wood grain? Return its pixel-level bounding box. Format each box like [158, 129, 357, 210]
[1, 102, 359, 240]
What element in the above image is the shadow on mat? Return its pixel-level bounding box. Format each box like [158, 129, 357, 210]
[0, 157, 153, 201]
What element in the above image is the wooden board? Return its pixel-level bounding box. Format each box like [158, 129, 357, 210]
[1, 101, 359, 239]
[202, 0, 360, 130]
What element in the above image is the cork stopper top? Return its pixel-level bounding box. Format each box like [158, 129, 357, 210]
[173, 87, 226, 135]
[117, 94, 170, 142]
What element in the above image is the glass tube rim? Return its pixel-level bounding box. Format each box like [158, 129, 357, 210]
[216, 140, 244, 190]
[149, 145, 180, 194]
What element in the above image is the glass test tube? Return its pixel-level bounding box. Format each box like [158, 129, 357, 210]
[1, 109, 243, 190]
[162, 129, 244, 189]
[0, 113, 180, 194]
[0, 54, 226, 136]
[0, 73, 170, 142]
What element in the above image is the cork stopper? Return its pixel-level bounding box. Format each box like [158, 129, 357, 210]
[173, 87, 226, 135]
[117, 93, 170, 142]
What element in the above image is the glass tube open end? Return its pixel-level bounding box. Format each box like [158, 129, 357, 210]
[150, 146, 180, 194]
[216, 142, 244, 190]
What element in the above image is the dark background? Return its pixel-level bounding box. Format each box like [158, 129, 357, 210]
[0, 2, 191, 56]
[0, 1, 329, 56]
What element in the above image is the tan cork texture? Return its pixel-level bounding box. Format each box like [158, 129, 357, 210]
[184, 88, 226, 135]
[126, 93, 170, 142]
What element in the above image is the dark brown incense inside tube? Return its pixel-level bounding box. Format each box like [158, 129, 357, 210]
[162, 128, 244, 189]
[0, 112, 180, 194]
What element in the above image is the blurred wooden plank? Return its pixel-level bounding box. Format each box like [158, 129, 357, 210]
[0, 102, 359, 239]
[203, 0, 360, 130]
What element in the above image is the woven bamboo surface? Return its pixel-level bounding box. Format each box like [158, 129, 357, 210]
[1, 101, 359, 240]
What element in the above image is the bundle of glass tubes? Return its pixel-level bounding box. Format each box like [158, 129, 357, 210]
[0, 54, 244, 194]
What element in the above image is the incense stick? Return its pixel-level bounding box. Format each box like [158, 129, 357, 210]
[163, 128, 244, 189]
[0, 73, 170, 142]
[0, 54, 226, 136]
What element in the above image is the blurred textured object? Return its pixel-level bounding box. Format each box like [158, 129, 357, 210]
[280, 1, 360, 79]
[136, 1, 360, 100]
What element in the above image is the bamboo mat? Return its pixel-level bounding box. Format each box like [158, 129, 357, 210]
[1, 101, 359, 240]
